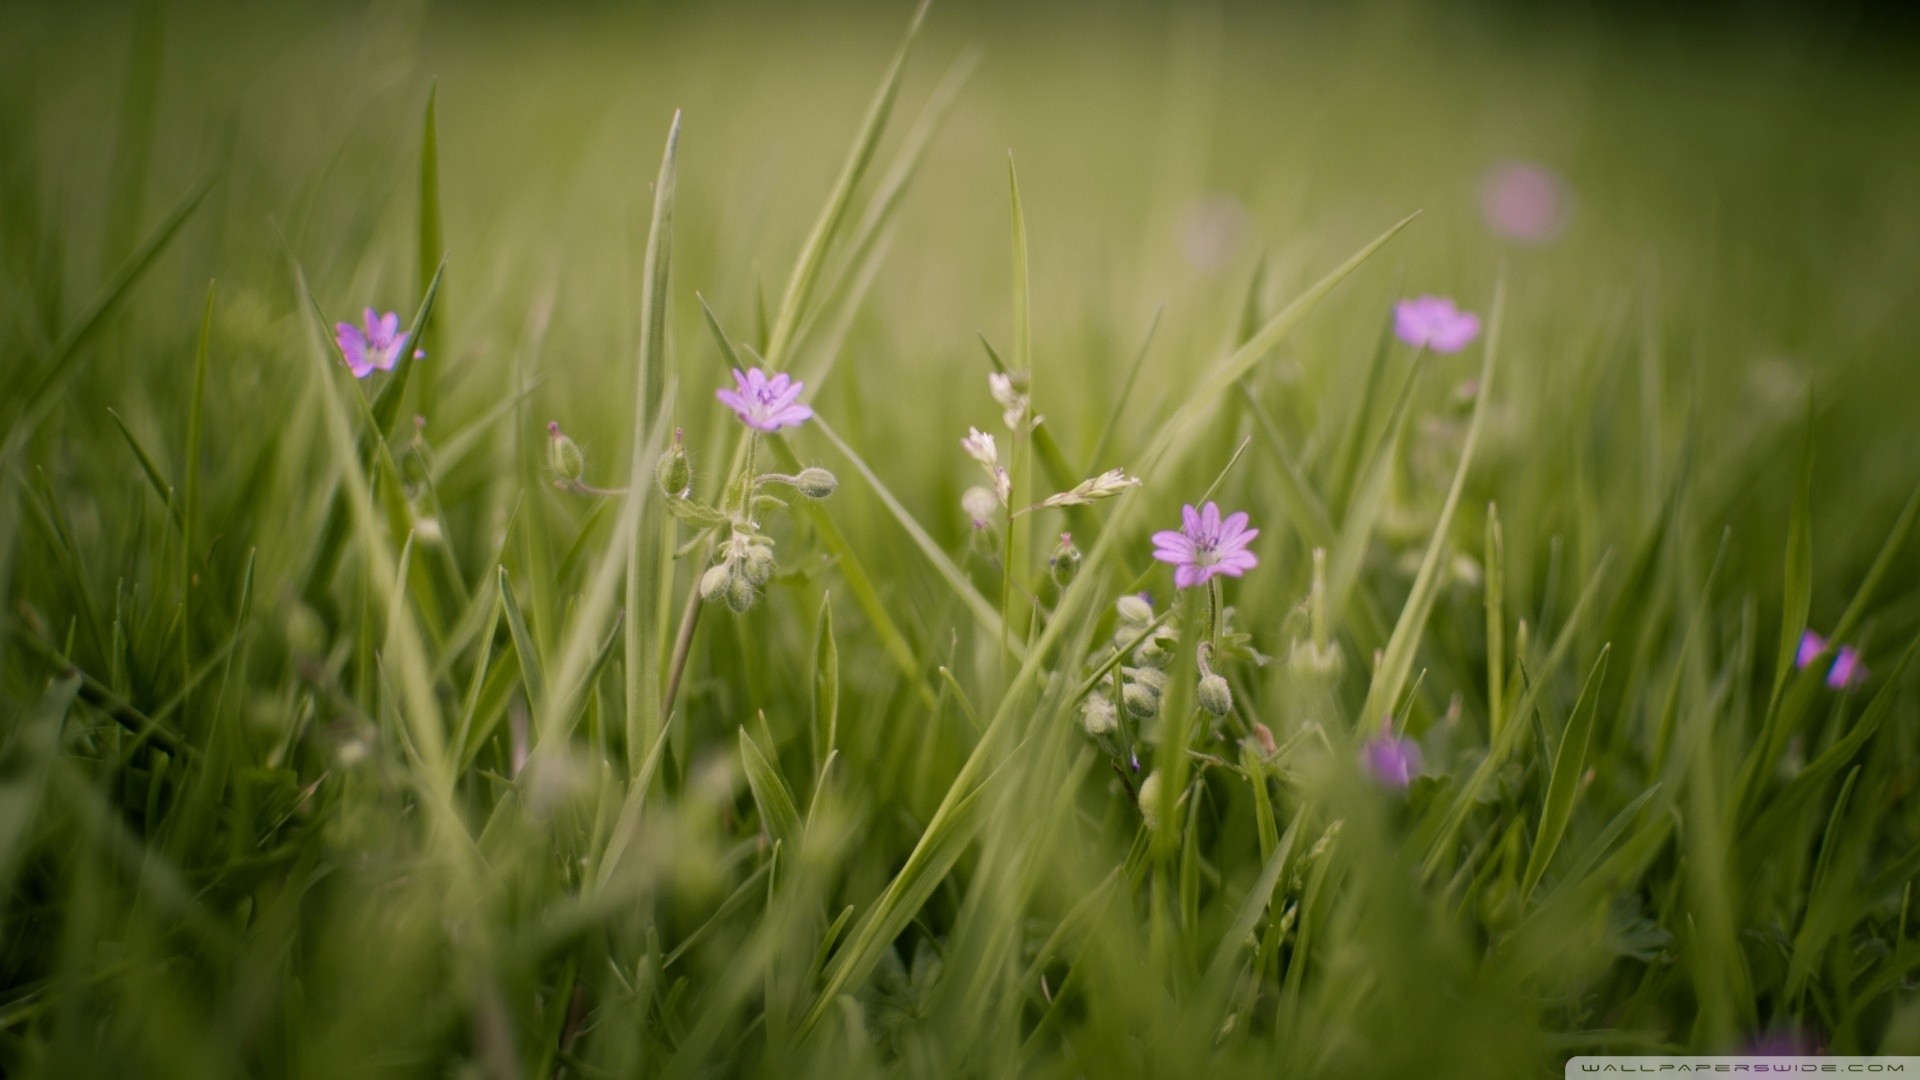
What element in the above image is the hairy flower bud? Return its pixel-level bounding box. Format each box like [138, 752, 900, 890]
[1122, 680, 1160, 720]
[655, 428, 692, 497]
[699, 563, 732, 603]
[1115, 594, 1154, 626]
[1198, 673, 1233, 717]
[1137, 771, 1163, 831]
[1128, 667, 1167, 694]
[1080, 694, 1117, 736]
[794, 467, 838, 499]
[547, 421, 585, 483]
[742, 543, 776, 586]
[725, 570, 756, 613]
[1049, 532, 1081, 588]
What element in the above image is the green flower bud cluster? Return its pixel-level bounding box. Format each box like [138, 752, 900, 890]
[700, 531, 776, 613]
[653, 427, 838, 615]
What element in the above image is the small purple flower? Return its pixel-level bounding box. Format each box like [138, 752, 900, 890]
[716, 367, 813, 432]
[335, 308, 410, 378]
[1393, 295, 1482, 354]
[1828, 646, 1866, 689]
[1480, 160, 1570, 244]
[1151, 502, 1258, 589]
[1743, 1028, 1816, 1057]
[1362, 733, 1422, 788]
[1795, 630, 1827, 670]
[1799, 630, 1867, 689]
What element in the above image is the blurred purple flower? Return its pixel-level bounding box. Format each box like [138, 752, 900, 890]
[1743, 1028, 1816, 1056]
[1828, 646, 1866, 689]
[717, 367, 813, 432]
[1795, 630, 1827, 670]
[1393, 295, 1481, 354]
[335, 308, 410, 378]
[1799, 630, 1867, 689]
[1152, 501, 1258, 589]
[1362, 733, 1422, 788]
[1480, 160, 1570, 243]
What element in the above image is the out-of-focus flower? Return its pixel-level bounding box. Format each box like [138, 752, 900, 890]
[1795, 630, 1827, 670]
[1743, 1029, 1817, 1057]
[988, 372, 1037, 431]
[1362, 733, 1422, 788]
[961, 427, 999, 470]
[1799, 629, 1868, 689]
[1828, 646, 1867, 689]
[1393, 295, 1481, 354]
[962, 486, 999, 529]
[1151, 501, 1259, 589]
[335, 308, 411, 378]
[1177, 193, 1250, 272]
[1480, 160, 1570, 243]
[717, 367, 813, 432]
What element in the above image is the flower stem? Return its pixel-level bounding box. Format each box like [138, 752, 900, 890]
[660, 560, 705, 721]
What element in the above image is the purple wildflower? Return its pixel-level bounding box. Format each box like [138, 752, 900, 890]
[1828, 646, 1866, 689]
[716, 367, 813, 432]
[1799, 630, 1867, 689]
[1795, 630, 1827, 670]
[335, 308, 410, 378]
[1480, 160, 1570, 243]
[1393, 295, 1482, 354]
[1151, 502, 1259, 589]
[1362, 733, 1422, 789]
[1742, 1028, 1816, 1057]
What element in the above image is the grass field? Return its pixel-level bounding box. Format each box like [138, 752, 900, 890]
[5, 1, 1920, 1076]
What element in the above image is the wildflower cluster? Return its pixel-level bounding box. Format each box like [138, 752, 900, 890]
[955, 370, 1138, 577]
[670, 368, 837, 612]
[1078, 497, 1269, 816]
[545, 366, 835, 613]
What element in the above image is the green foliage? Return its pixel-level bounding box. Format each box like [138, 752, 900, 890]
[3, 3, 1919, 1078]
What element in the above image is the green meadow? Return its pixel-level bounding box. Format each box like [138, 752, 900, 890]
[4, 2, 1920, 1076]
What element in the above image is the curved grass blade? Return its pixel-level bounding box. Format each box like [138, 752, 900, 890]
[1520, 645, 1611, 901]
[762, 0, 930, 370]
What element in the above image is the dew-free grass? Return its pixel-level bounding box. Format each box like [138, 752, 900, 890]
[3, 2, 1920, 1077]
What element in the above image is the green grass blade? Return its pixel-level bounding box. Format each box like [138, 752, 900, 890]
[1520, 644, 1610, 901]
[762, 0, 929, 370]
[1359, 276, 1503, 731]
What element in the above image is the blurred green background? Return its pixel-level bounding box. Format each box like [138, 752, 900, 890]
[5, 1, 1920, 1076]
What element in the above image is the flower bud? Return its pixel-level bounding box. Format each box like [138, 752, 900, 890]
[547, 421, 585, 482]
[655, 428, 692, 497]
[742, 543, 776, 586]
[1122, 681, 1160, 720]
[1197, 673, 1233, 717]
[1137, 771, 1163, 831]
[699, 563, 732, 603]
[1048, 533, 1081, 589]
[1128, 667, 1167, 694]
[1115, 594, 1154, 626]
[794, 467, 838, 499]
[724, 570, 756, 613]
[1080, 694, 1118, 736]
